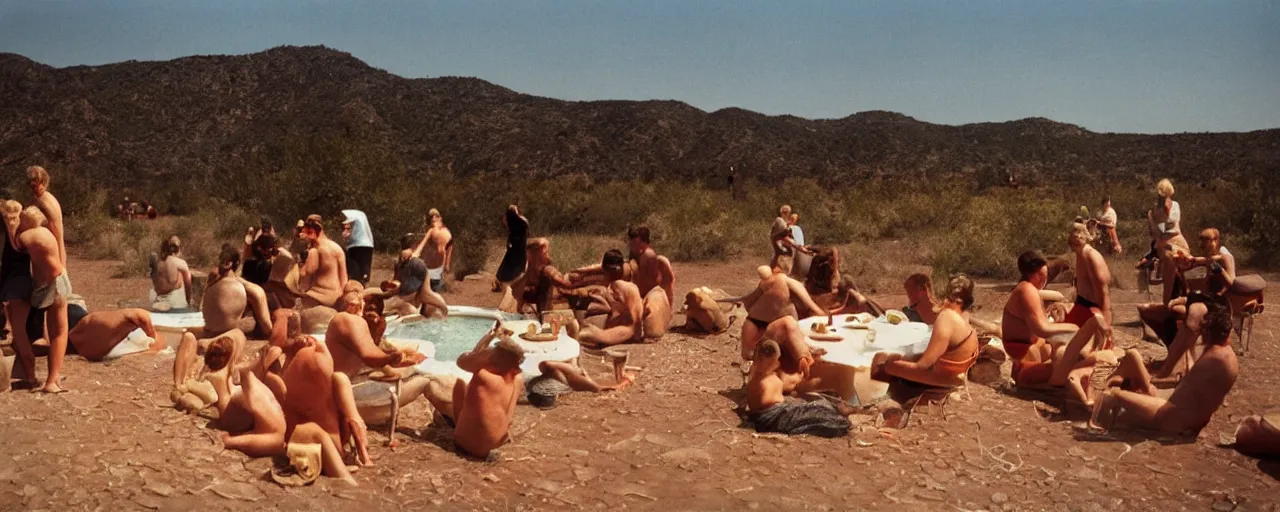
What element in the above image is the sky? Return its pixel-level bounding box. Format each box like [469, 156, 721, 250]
[1, 0, 1277, 134]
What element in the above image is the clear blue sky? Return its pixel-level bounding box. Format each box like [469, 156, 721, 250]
[2, 0, 1277, 133]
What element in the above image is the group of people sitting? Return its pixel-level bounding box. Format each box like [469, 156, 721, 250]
[137, 208, 684, 485]
[733, 185, 1269, 446]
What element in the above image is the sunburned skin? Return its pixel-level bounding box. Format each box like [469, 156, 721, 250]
[67, 309, 164, 361]
[451, 326, 524, 459]
[153, 253, 192, 303]
[297, 225, 347, 308]
[575, 280, 645, 348]
[202, 275, 272, 337]
[739, 267, 827, 362]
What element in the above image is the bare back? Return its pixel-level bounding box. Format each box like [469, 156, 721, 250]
[281, 344, 343, 443]
[324, 312, 379, 377]
[154, 256, 190, 295]
[455, 368, 521, 456]
[204, 278, 248, 334]
[304, 238, 346, 306]
[745, 274, 793, 323]
[18, 227, 63, 284]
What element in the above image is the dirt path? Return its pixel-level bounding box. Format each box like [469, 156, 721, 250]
[1, 256, 1277, 511]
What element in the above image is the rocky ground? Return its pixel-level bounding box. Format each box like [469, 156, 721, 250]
[0, 255, 1277, 511]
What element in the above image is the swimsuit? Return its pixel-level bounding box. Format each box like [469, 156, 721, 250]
[1004, 338, 1054, 386]
[747, 316, 770, 330]
[931, 329, 979, 376]
[1065, 294, 1100, 327]
[395, 258, 427, 297]
[428, 266, 445, 292]
[31, 273, 71, 310]
[0, 230, 32, 302]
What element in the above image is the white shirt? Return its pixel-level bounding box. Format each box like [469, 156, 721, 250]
[1097, 207, 1117, 228]
[790, 225, 806, 246]
[341, 209, 374, 249]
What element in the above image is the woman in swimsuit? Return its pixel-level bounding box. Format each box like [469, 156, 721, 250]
[871, 275, 980, 389]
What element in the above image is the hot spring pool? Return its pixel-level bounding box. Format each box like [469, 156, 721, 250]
[386, 308, 524, 361]
[383, 305, 580, 379]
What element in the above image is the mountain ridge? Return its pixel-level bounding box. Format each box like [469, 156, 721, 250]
[2, 45, 1277, 186]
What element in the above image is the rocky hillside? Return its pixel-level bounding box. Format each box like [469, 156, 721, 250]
[2, 46, 1278, 187]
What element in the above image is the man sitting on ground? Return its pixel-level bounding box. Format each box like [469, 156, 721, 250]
[149, 235, 193, 311]
[1001, 251, 1112, 405]
[739, 255, 830, 362]
[527, 352, 637, 408]
[1089, 302, 1238, 435]
[203, 244, 272, 337]
[574, 279, 645, 348]
[625, 225, 675, 339]
[745, 339, 851, 438]
[443, 323, 526, 459]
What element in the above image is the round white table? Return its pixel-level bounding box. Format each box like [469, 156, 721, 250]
[795, 314, 934, 403]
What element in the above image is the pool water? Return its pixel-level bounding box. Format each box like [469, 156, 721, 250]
[385, 312, 523, 362]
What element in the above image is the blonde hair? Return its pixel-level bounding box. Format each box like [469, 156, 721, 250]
[26, 166, 50, 186]
[1, 200, 21, 222]
[1156, 178, 1175, 199]
[1069, 222, 1094, 244]
[942, 275, 975, 310]
[20, 205, 47, 228]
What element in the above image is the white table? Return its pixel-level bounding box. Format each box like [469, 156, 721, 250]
[794, 314, 934, 403]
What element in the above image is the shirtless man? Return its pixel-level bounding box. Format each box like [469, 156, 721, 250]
[296, 218, 348, 309]
[1089, 302, 1238, 434]
[413, 208, 453, 293]
[1066, 223, 1113, 338]
[744, 337, 853, 437]
[203, 245, 272, 337]
[739, 256, 830, 362]
[150, 235, 193, 310]
[531, 354, 636, 406]
[324, 291, 425, 377]
[626, 225, 675, 339]
[67, 309, 164, 361]
[1002, 251, 1112, 405]
[27, 166, 66, 266]
[16, 206, 70, 393]
[451, 324, 525, 459]
[575, 279, 645, 348]
[746, 340, 795, 412]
